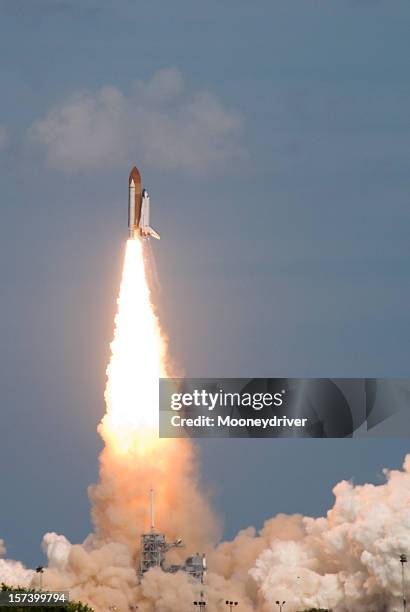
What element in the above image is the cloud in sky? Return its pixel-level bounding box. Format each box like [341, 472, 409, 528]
[27, 68, 245, 174]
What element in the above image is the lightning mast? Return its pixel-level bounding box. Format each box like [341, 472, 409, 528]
[150, 489, 155, 532]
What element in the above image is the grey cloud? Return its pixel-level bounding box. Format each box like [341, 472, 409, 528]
[27, 68, 245, 175]
[28, 86, 129, 171]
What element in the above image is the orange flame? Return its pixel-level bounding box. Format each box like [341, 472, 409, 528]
[99, 239, 167, 456]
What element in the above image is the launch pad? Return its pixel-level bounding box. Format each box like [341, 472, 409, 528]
[139, 491, 207, 583]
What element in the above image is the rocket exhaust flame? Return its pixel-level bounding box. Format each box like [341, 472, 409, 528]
[98, 238, 166, 456]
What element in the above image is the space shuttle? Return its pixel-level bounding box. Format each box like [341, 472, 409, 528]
[128, 166, 160, 240]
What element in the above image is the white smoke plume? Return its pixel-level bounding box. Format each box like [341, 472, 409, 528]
[2, 456, 410, 610]
[210, 457, 410, 611]
[0, 539, 34, 587]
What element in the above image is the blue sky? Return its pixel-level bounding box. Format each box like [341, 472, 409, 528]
[0, 0, 410, 566]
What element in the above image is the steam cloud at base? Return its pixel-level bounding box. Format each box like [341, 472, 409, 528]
[1, 240, 409, 611]
[2, 458, 410, 611]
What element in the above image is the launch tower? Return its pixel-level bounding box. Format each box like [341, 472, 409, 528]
[139, 490, 207, 583]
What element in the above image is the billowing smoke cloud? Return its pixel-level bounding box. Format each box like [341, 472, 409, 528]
[27, 68, 245, 174]
[209, 457, 410, 611]
[0, 539, 34, 587]
[89, 439, 219, 557]
[3, 456, 410, 611]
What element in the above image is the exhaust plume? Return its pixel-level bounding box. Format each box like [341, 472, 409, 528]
[1, 238, 408, 611]
[89, 239, 219, 553]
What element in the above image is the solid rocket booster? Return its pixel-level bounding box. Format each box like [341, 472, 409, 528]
[128, 166, 160, 240]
